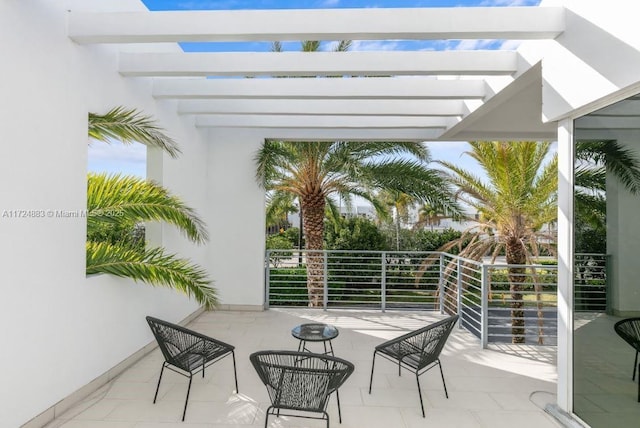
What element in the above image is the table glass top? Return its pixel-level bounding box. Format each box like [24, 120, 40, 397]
[291, 323, 339, 341]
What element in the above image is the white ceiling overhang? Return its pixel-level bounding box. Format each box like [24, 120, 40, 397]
[441, 62, 558, 141]
[67, 6, 568, 142]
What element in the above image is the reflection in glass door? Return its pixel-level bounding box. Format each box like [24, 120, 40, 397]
[573, 95, 640, 427]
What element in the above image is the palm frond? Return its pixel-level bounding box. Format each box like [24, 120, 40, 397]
[334, 40, 352, 52]
[88, 106, 181, 158]
[86, 241, 217, 310]
[576, 140, 640, 194]
[360, 160, 461, 216]
[575, 166, 606, 192]
[301, 40, 321, 51]
[87, 173, 208, 244]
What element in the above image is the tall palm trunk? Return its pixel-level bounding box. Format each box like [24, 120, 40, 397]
[506, 237, 526, 344]
[301, 192, 326, 307]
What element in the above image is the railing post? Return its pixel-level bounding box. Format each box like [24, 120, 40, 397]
[381, 252, 387, 313]
[265, 250, 271, 310]
[439, 253, 445, 314]
[457, 257, 463, 328]
[323, 251, 329, 311]
[605, 254, 612, 315]
[481, 264, 489, 349]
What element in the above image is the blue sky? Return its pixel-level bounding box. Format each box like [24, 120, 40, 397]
[143, 0, 541, 53]
[142, 0, 541, 10]
[88, 0, 546, 178]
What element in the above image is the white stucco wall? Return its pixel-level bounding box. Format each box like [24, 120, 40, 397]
[3, 0, 640, 426]
[0, 2, 226, 426]
[205, 128, 266, 307]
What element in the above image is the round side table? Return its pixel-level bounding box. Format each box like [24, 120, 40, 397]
[291, 323, 339, 356]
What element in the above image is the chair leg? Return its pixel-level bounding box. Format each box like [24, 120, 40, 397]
[153, 363, 166, 404]
[416, 374, 425, 418]
[182, 375, 193, 421]
[634, 350, 639, 381]
[368, 351, 377, 393]
[336, 389, 342, 423]
[232, 351, 239, 393]
[438, 360, 449, 399]
[264, 406, 273, 428]
[638, 362, 640, 402]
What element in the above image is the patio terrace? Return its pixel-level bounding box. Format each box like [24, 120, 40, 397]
[43, 309, 559, 428]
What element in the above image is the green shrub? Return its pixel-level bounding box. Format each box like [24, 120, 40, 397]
[266, 234, 294, 267]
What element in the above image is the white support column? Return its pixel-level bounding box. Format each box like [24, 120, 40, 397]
[556, 118, 574, 413]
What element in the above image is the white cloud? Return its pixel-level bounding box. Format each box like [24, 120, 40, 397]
[351, 40, 402, 51]
[88, 140, 146, 177]
[424, 141, 471, 153]
[441, 39, 522, 51]
[320, 0, 340, 6]
[498, 39, 523, 50]
[452, 39, 496, 50]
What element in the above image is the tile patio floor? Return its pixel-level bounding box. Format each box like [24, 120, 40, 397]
[43, 309, 561, 428]
[573, 313, 640, 427]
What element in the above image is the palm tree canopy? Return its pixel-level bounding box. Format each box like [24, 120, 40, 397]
[438, 141, 557, 263]
[256, 140, 459, 217]
[88, 106, 181, 158]
[87, 172, 208, 244]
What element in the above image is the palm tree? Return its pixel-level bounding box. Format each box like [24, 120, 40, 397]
[87, 109, 217, 309]
[379, 190, 415, 251]
[415, 203, 454, 231]
[256, 140, 457, 306]
[438, 141, 558, 344]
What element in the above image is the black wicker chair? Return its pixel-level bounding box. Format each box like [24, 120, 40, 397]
[368, 314, 458, 417]
[146, 316, 238, 421]
[614, 318, 640, 379]
[614, 317, 640, 401]
[250, 350, 354, 428]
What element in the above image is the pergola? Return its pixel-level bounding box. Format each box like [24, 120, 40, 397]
[3, 1, 640, 427]
[67, 6, 563, 141]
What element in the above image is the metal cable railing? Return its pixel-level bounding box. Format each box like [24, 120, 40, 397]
[265, 250, 607, 347]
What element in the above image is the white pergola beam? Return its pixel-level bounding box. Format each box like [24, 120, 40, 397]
[69, 7, 565, 44]
[152, 77, 487, 100]
[239, 128, 445, 141]
[120, 51, 517, 77]
[177, 99, 466, 116]
[195, 115, 454, 128]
